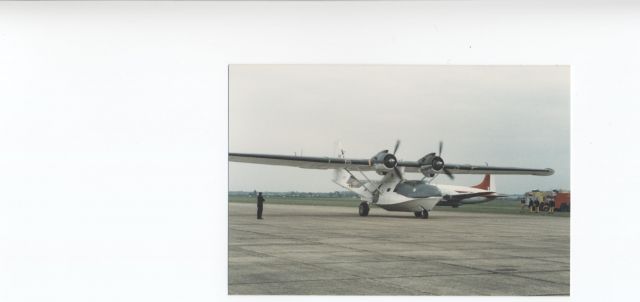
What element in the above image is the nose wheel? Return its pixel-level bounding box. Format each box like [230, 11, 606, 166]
[358, 202, 370, 217]
[414, 209, 429, 219]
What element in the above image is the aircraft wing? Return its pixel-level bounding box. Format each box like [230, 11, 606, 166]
[229, 153, 377, 171]
[442, 164, 554, 176]
[402, 163, 554, 176]
[443, 191, 496, 202]
[230, 153, 554, 176]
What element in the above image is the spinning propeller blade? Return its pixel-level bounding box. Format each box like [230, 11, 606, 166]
[438, 140, 454, 180]
[394, 166, 404, 180]
[443, 167, 454, 180]
[393, 140, 403, 179]
[438, 141, 455, 180]
[393, 140, 401, 155]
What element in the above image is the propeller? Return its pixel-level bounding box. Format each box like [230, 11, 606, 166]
[442, 166, 454, 180]
[394, 166, 403, 180]
[370, 140, 403, 180]
[393, 140, 401, 155]
[335, 140, 346, 158]
[438, 140, 454, 180]
[418, 141, 454, 180]
[374, 140, 404, 194]
[392, 140, 403, 180]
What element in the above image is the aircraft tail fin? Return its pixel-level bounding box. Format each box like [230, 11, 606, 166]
[471, 174, 495, 191]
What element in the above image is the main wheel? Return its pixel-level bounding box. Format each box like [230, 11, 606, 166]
[358, 202, 370, 217]
[414, 209, 429, 219]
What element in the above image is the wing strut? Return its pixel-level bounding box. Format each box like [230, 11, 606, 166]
[355, 169, 382, 194]
[342, 168, 372, 193]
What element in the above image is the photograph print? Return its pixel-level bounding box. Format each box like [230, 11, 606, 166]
[228, 64, 569, 296]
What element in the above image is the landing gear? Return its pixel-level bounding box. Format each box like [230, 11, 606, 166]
[358, 202, 370, 217]
[414, 209, 429, 219]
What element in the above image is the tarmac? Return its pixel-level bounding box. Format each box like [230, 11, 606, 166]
[228, 202, 570, 296]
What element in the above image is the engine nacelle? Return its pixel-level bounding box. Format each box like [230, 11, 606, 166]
[417, 152, 445, 177]
[370, 150, 398, 175]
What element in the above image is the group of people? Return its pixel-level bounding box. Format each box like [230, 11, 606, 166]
[520, 194, 556, 214]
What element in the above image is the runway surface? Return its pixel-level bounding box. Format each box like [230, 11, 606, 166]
[228, 202, 570, 296]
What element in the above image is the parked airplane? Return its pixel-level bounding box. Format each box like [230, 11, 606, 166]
[229, 141, 553, 219]
[435, 174, 505, 208]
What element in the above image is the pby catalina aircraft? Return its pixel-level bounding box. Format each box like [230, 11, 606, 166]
[229, 141, 553, 219]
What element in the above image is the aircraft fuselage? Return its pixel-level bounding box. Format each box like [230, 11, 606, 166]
[333, 169, 443, 213]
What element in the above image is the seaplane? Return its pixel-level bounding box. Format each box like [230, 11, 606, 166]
[229, 141, 553, 219]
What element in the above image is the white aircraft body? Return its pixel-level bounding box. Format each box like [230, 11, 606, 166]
[229, 141, 553, 219]
[434, 174, 504, 208]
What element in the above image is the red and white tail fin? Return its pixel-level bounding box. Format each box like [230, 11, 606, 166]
[472, 174, 495, 191]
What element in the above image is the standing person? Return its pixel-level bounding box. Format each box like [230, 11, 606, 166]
[520, 196, 527, 213]
[257, 192, 265, 220]
[550, 190, 558, 214]
[528, 196, 534, 212]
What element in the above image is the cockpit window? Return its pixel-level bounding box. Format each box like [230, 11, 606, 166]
[394, 181, 442, 198]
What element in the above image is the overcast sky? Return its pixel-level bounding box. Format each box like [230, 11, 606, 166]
[229, 65, 569, 194]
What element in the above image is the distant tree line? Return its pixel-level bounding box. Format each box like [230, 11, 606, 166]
[228, 190, 359, 198]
